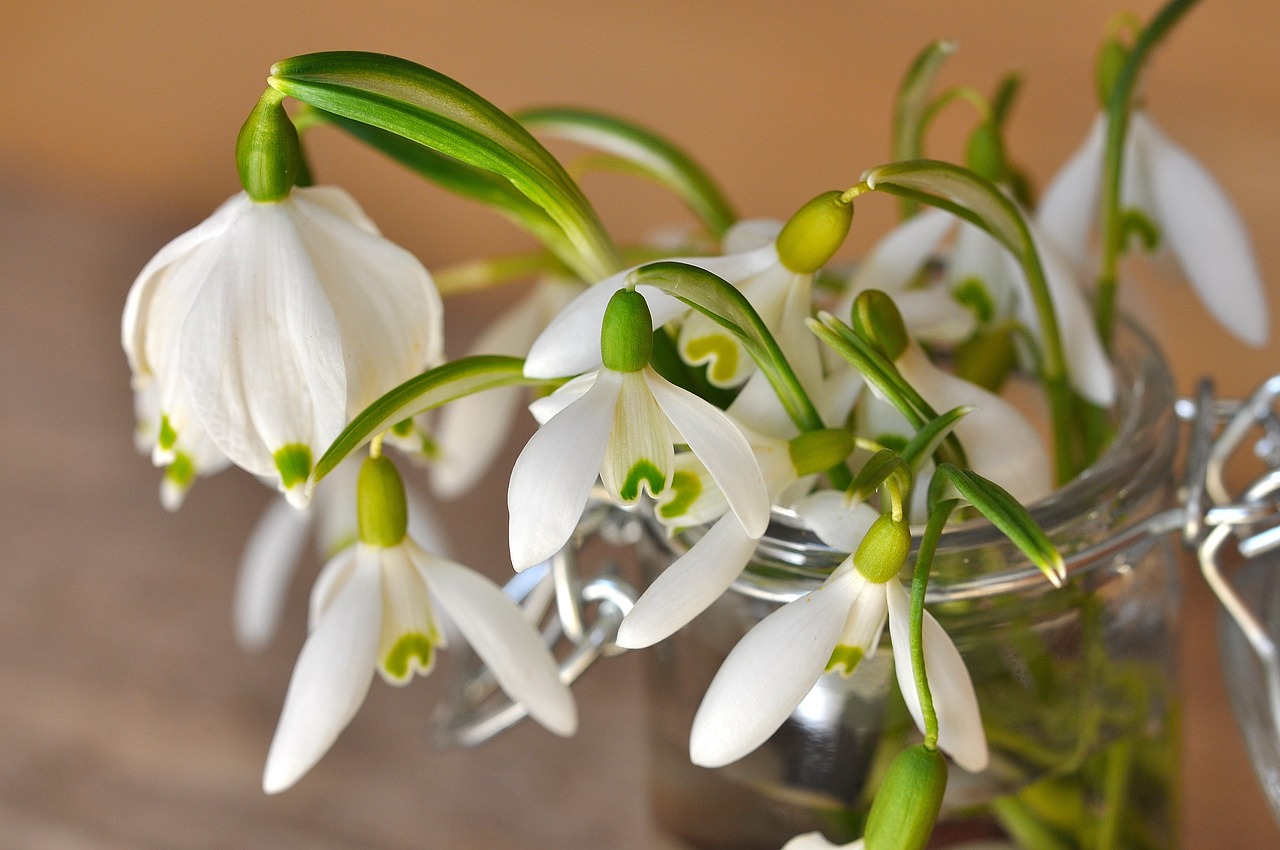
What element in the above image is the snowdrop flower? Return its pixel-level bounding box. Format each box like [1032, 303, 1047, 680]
[616, 426, 853, 649]
[690, 501, 987, 774]
[508, 288, 770, 572]
[841, 207, 1114, 407]
[1038, 111, 1268, 345]
[233, 455, 448, 651]
[263, 454, 574, 794]
[430, 277, 579, 499]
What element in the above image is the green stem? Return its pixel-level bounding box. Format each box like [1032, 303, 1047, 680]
[910, 500, 958, 748]
[1094, 0, 1201, 347]
[1096, 738, 1137, 850]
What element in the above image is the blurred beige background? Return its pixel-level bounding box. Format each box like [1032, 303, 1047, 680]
[1, 0, 1277, 847]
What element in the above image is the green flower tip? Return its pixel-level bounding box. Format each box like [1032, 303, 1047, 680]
[965, 122, 1006, 183]
[863, 744, 949, 850]
[237, 88, 303, 203]
[852, 290, 909, 361]
[789, 428, 854, 477]
[1095, 36, 1129, 107]
[600, 288, 653, 372]
[357, 454, 409, 547]
[854, 514, 912, 583]
[776, 190, 853, 274]
[274, 443, 313, 490]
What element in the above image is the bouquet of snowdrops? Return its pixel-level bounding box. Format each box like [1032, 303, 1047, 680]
[121, 0, 1266, 846]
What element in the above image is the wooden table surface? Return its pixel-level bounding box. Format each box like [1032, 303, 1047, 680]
[2, 1, 1279, 847]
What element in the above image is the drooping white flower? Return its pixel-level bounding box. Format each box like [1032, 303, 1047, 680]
[689, 502, 987, 775]
[782, 835, 864, 850]
[509, 288, 769, 573]
[1038, 111, 1268, 346]
[840, 207, 1115, 407]
[233, 455, 448, 651]
[122, 186, 444, 507]
[263, 456, 574, 794]
[131, 378, 231, 510]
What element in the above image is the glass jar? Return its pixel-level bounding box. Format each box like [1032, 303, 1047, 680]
[637, 319, 1181, 849]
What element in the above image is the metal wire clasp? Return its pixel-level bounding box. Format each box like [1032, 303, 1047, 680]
[1186, 376, 1280, 734]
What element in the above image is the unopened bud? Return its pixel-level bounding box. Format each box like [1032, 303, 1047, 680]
[237, 89, 303, 202]
[852, 290, 909, 361]
[854, 513, 911, 583]
[600, 288, 653, 372]
[864, 744, 949, 850]
[965, 122, 1006, 183]
[1095, 37, 1129, 107]
[358, 455, 408, 547]
[776, 191, 853, 274]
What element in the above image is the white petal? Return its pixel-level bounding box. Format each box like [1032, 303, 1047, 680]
[263, 551, 381, 793]
[652, 452, 730, 530]
[432, 280, 577, 498]
[291, 185, 381, 234]
[523, 247, 777, 379]
[886, 580, 988, 773]
[690, 563, 861, 768]
[292, 192, 444, 413]
[892, 287, 976, 345]
[308, 547, 360, 632]
[783, 833, 865, 850]
[600, 372, 674, 503]
[1137, 113, 1269, 346]
[896, 345, 1052, 504]
[179, 203, 347, 476]
[528, 371, 596, 425]
[845, 207, 954, 299]
[794, 490, 880, 553]
[644, 370, 769, 537]
[1036, 114, 1106, 275]
[616, 513, 758, 649]
[313, 457, 360, 559]
[413, 543, 577, 736]
[375, 544, 442, 685]
[405, 482, 450, 558]
[234, 496, 313, 651]
[722, 218, 782, 253]
[949, 221, 1018, 319]
[507, 369, 620, 570]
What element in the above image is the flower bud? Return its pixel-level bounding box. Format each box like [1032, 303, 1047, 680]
[237, 89, 304, 203]
[600, 288, 654, 372]
[358, 455, 409, 547]
[851, 290, 909, 361]
[776, 191, 853, 274]
[854, 513, 911, 583]
[953, 326, 1017, 392]
[864, 744, 949, 850]
[1095, 36, 1129, 107]
[789, 428, 855, 477]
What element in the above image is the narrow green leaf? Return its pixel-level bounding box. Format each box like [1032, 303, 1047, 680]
[268, 52, 620, 281]
[863, 159, 1024, 251]
[849, 449, 912, 503]
[518, 106, 737, 237]
[901, 406, 973, 472]
[935, 463, 1065, 585]
[894, 40, 957, 165]
[312, 356, 559, 485]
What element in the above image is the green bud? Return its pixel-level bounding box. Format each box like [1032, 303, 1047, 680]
[236, 89, 303, 203]
[854, 513, 911, 583]
[1095, 37, 1129, 108]
[776, 191, 853, 274]
[789, 428, 855, 477]
[953, 327, 1018, 392]
[852, 290, 909, 361]
[965, 122, 1006, 183]
[864, 745, 949, 850]
[357, 455, 409, 547]
[600, 288, 653, 372]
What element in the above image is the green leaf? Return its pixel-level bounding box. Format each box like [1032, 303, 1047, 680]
[311, 356, 559, 486]
[268, 52, 619, 281]
[848, 449, 912, 504]
[863, 159, 1024, 252]
[901, 406, 973, 472]
[518, 106, 737, 238]
[310, 109, 578, 270]
[933, 463, 1065, 585]
[893, 40, 957, 165]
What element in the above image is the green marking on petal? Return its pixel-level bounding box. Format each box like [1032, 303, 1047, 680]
[158, 415, 177, 451]
[1121, 207, 1160, 253]
[391, 417, 415, 437]
[323, 531, 358, 560]
[382, 632, 435, 682]
[952, 277, 996, 324]
[684, 334, 739, 385]
[658, 469, 702, 519]
[826, 644, 865, 677]
[274, 443, 313, 489]
[165, 452, 195, 488]
[620, 459, 665, 502]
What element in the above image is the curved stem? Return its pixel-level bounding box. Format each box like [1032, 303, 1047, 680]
[911, 499, 959, 748]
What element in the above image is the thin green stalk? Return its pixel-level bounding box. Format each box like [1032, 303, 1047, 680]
[1094, 0, 1201, 346]
[910, 499, 959, 749]
[1096, 738, 1137, 850]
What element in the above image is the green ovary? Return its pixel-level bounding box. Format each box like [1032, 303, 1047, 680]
[658, 470, 702, 519]
[826, 644, 865, 676]
[383, 632, 435, 682]
[685, 335, 740, 385]
[620, 459, 666, 502]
